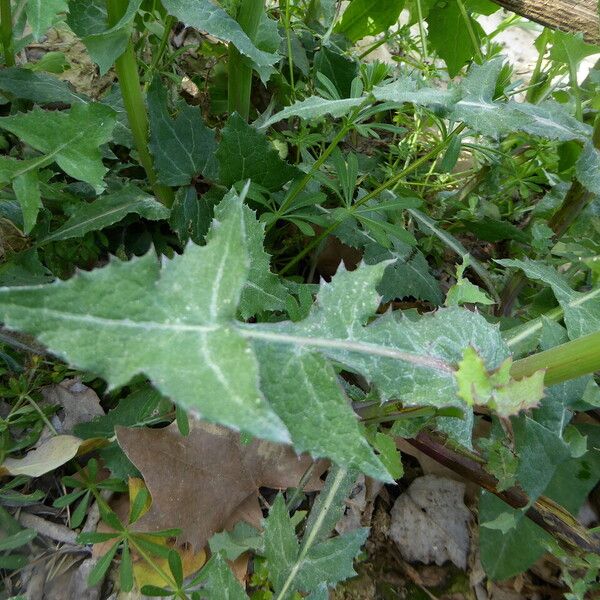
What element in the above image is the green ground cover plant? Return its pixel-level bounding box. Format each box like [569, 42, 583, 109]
[0, 0, 599, 597]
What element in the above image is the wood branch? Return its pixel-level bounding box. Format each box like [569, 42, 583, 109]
[408, 431, 600, 554]
[490, 0, 600, 44]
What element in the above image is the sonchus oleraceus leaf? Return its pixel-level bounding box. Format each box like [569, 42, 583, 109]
[0, 189, 533, 480]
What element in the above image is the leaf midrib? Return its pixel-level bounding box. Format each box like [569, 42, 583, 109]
[2, 304, 453, 373]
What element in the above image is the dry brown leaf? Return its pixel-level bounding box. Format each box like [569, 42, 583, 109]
[116, 420, 327, 549]
[389, 475, 472, 570]
[42, 378, 104, 435]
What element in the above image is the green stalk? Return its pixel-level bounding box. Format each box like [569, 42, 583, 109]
[456, 0, 483, 64]
[228, 0, 264, 120]
[0, 0, 15, 67]
[106, 0, 173, 207]
[143, 14, 175, 92]
[526, 28, 549, 103]
[279, 124, 465, 275]
[511, 330, 600, 386]
[415, 0, 428, 60]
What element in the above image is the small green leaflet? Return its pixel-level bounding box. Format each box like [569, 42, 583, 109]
[161, 0, 278, 69]
[26, 0, 68, 40]
[148, 78, 218, 187]
[67, 0, 142, 75]
[217, 114, 299, 191]
[0, 103, 116, 192]
[0, 68, 85, 105]
[445, 256, 494, 306]
[373, 58, 591, 141]
[264, 494, 368, 598]
[0, 190, 516, 479]
[39, 186, 170, 244]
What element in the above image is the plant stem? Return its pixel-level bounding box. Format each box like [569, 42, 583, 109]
[283, 0, 296, 97]
[415, 0, 428, 60]
[510, 330, 600, 385]
[143, 14, 175, 92]
[228, 0, 264, 120]
[526, 28, 549, 103]
[456, 0, 483, 64]
[0, 0, 15, 67]
[279, 124, 465, 275]
[106, 0, 174, 207]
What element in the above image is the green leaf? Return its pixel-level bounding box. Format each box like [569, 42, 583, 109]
[256, 347, 389, 480]
[200, 553, 248, 599]
[259, 96, 364, 129]
[0, 103, 116, 191]
[0, 67, 85, 104]
[265, 494, 368, 598]
[0, 188, 289, 444]
[373, 58, 590, 141]
[426, 0, 481, 77]
[214, 191, 288, 318]
[74, 385, 166, 438]
[0, 191, 513, 475]
[169, 186, 213, 245]
[336, 0, 405, 42]
[161, 0, 278, 68]
[497, 259, 600, 339]
[26, 0, 68, 40]
[12, 170, 41, 235]
[148, 78, 218, 187]
[303, 465, 359, 543]
[479, 492, 551, 580]
[550, 30, 600, 72]
[120, 540, 134, 592]
[209, 521, 262, 561]
[445, 256, 494, 306]
[67, 0, 143, 75]
[513, 416, 571, 502]
[455, 347, 545, 417]
[0, 528, 36, 551]
[217, 113, 299, 191]
[313, 46, 359, 98]
[87, 541, 121, 586]
[39, 185, 169, 244]
[576, 140, 600, 194]
[364, 243, 443, 305]
[373, 432, 403, 480]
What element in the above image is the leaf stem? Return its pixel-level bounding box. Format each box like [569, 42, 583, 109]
[510, 330, 600, 386]
[0, 0, 15, 67]
[283, 0, 296, 98]
[106, 0, 174, 207]
[279, 124, 465, 275]
[228, 0, 264, 120]
[415, 0, 428, 60]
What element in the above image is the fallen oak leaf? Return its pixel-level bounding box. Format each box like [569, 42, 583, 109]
[116, 420, 327, 549]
